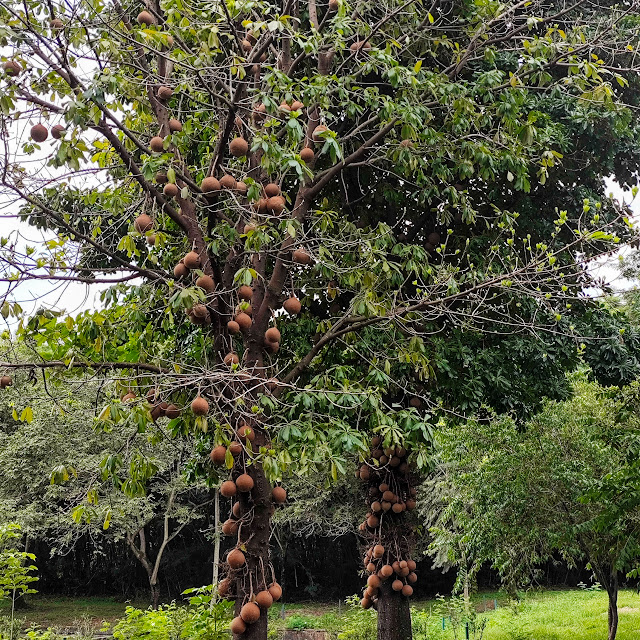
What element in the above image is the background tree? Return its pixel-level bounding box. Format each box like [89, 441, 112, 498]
[428, 374, 640, 640]
[1, 1, 640, 639]
[0, 364, 213, 607]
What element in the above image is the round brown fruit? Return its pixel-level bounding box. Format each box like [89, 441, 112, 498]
[329, 0, 339, 10]
[407, 559, 417, 571]
[267, 196, 285, 215]
[237, 181, 248, 195]
[163, 183, 178, 197]
[292, 248, 311, 264]
[408, 572, 418, 583]
[366, 562, 376, 573]
[256, 590, 273, 609]
[371, 501, 382, 513]
[406, 499, 416, 511]
[283, 296, 301, 314]
[134, 214, 153, 233]
[359, 466, 370, 481]
[51, 124, 65, 139]
[392, 503, 404, 514]
[300, 147, 314, 163]
[0, 375, 13, 389]
[157, 85, 173, 100]
[218, 577, 231, 597]
[155, 171, 168, 184]
[220, 174, 237, 190]
[367, 575, 381, 589]
[150, 136, 165, 152]
[256, 198, 268, 214]
[361, 598, 372, 609]
[244, 222, 257, 234]
[165, 404, 180, 419]
[232, 501, 243, 518]
[227, 320, 240, 334]
[146, 234, 156, 246]
[230, 616, 246, 634]
[191, 303, 207, 319]
[121, 392, 136, 402]
[373, 545, 385, 558]
[224, 352, 240, 366]
[229, 137, 249, 157]
[238, 424, 255, 442]
[191, 395, 209, 416]
[183, 251, 200, 269]
[381, 501, 392, 512]
[402, 585, 413, 597]
[168, 119, 182, 133]
[229, 441, 243, 456]
[137, 10, 155, 25]
[238, 285, 253, 300]
[210, 445, 227, 465]
[236, 473, 254, 492]
[265, 327, 281, 343]
[380, 565, 393, 578]
[409, 397, 421, 408]
[392, 580, 403, 592]
[235, 313, 252, 331]
[3, 61, 21, 76]
[240, 602, 260, 624]
[382, 490, 395, 502]
[30, 124, 48, 142]
[173, 262, 189, 278]
[264, 183, 280, 197]
[195, 274, 214, 293]
[201, 176, 221, 193]
[291, 101, 304, 111]
[221, 519, 238, 536]
[272, 486, 287, 503]
[220, 481, 237, 498]
[312, 125, 328, 142]
[366, 515, 379, 529]
[268, 582, 282, 601]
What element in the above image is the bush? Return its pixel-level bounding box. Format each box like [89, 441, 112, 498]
[336, 596, 376, 640]
[112, 587, 233, 640]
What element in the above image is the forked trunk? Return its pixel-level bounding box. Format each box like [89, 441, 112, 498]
[607, 571, 619, 640]
[377, 580, 412, 640]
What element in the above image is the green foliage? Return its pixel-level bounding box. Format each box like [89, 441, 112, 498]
[428, 373, 640, 601]
[336, 595, 376, 640]
[0, 525, 37, 602]
[112, 595, 233, 640]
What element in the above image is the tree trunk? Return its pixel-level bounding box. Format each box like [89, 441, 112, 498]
[232, 438, 272, 640]
[607, 571, 619, 640]
[151, 582, 160, 610]
[376, 580, 412, 640]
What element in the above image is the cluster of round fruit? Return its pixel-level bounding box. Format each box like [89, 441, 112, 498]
[361, 544, 418, 609]
[224, 580, 283, 635]
[121, 388, 181, 421]
[209, 423, 285, 635]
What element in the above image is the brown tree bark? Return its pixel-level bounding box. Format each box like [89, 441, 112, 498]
[376, 580, 412, 640]
[231, 430, 273, 640]
[607, 571, 619, 640]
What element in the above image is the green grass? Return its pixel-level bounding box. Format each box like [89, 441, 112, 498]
[2, 588, 640, 639]
[0, 596, 147, 630]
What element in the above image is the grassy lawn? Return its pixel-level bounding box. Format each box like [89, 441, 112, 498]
[0, 596, 147, 630]
[1, 588, 639, 639]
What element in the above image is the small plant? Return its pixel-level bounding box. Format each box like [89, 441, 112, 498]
[285, 614, 314, 630]
[336, 595, 377, 640]
[0, 524, 38, 640]
[433, 594, 487, 640]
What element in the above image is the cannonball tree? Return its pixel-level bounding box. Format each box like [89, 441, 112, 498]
[1, 0, 640, 638]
